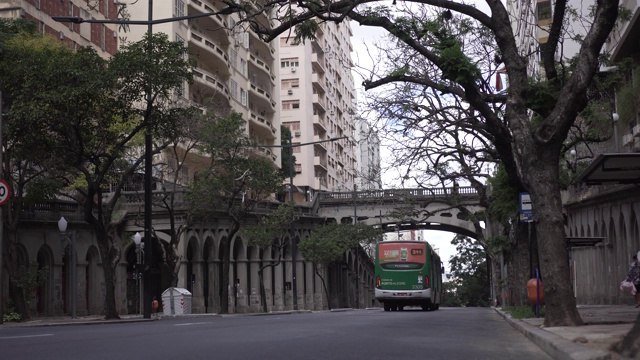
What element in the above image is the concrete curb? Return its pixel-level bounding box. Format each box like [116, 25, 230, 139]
[1, 317, 156, 328]
[494, 308, 611, 360]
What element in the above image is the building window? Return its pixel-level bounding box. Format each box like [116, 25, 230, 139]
[230, 80, 238, 100]
[282, 100, 300, 110]
[230, 49, 237, 69]
[281, 58, 299, 68]
[68, 1, 74, 31]
[281, 79, 300, 88]
[174, 0, 185, 17]
[240, 58, 246, 76]
[537, 1, 551, 21]
[101, 25, 106, 51]
[241, 89, 248, 106]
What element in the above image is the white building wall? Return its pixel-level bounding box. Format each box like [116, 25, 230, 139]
[278, 21, 358, 199]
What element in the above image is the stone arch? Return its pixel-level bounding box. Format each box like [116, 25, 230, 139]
[36, 245, 54, 317]
[631, 209, 639, 254]
[247, 245, 261, 311]
[124, 244, 139, 315]
[185, 236, 200, 294]
[203, 235, 216, 313]
[232, 237, 247, 312]
[85, 245, 101, 315]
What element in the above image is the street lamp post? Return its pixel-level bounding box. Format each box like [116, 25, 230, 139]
[58, 216, 77, 319]
[133, 232, 144, 316]
[53, 0, 233, 319]
[287, 133, 298, 311]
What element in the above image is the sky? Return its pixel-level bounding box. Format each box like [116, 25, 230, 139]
[348, 21, 459, 274]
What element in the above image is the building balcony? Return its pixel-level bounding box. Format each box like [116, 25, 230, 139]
[313, 114, 327, 131]
[314, 156, 328, 170]
[189, 0, 228, 29]
[311, 53, 325, 73]
[189, 30, 229, 71]
[312, 73, 326, 93]
[249, 54, 276, 84]
[249, 80, 276, 110]
[191, 67, 231, 101]
[249, 110, 277, 139]
[313, 94, 327, 112]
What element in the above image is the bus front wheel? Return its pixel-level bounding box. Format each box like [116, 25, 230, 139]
[384, 303, 391, 311]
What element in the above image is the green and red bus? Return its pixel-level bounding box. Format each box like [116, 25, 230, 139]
[375, 240, 444, 311]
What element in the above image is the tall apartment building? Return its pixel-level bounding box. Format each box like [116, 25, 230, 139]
[124, 0, 282, 181]
[278, 22, 358, 200]
[355, 118, 382, 190]
[0, 0, 119, 58]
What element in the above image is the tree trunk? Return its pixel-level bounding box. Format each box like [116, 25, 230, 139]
[529, 163, 582, 327]
[507, 221, 537, 306]
[315, 266, 331, 310]
[96, 236, 119, 319]
[4, 238, 30, 321]
[258, 268, 268, 313]
[613, 313, 640, 358]
[220, 237, 231, 314]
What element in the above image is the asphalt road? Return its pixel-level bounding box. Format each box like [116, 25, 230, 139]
[0, 307, 551, 360]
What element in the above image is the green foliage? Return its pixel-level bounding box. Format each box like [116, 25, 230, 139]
[503, 305, 545, 319]
[14, 263, 49, 305]
[280, 125, 296, 178]
[242, 202, 296, 250]
[486, 235, 510, 256]
[293, 19, 319, 44]
[617, 65, 640, 131]
[441, 281, 463, 307]
[526, 79, 559, 116]
[2, 299, 21, 322]
[299, 223, 381, 265]
[188, 112, 284, 217]
[448, 234, 490, 307]
[487, 165, 519, 224]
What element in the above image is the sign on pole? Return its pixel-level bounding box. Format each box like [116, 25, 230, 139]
[0, 179, 10, 206]
[519, 192, 533, 222]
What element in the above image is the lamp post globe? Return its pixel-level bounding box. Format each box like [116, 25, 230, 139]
[58, 216, 68, 233]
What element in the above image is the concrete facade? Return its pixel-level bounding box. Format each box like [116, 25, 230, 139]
[278, 20, 358, 200]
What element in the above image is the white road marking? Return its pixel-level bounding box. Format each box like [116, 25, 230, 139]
[174, 322, 208, 327]
[0, 334, 54, 340]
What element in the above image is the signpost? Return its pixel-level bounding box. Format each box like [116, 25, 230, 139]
[519, 192, 533, 222]
[0, 179, 10, 205]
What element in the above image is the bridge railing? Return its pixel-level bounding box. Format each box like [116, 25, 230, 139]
[318, 186, 478, 202]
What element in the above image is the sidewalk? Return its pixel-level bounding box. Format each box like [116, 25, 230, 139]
[495, 305, 639, 360]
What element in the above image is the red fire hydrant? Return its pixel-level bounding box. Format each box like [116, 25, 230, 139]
[152, 297, 159, 315]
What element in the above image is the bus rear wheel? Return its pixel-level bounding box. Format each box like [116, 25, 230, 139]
[384, 303, 391, 311]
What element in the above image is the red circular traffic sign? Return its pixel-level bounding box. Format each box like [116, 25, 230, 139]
[0, 179, 10, 205]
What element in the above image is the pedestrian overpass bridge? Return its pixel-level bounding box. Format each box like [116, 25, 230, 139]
[316, 186, 485, 239]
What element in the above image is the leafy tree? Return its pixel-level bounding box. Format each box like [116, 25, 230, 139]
[188, 112, 285, 314]
[2, 29, 196, 319]
[14, 263, 49, 313]
[441, 281, 463, 307]
[0, 19, 66, 321]
[448, 234, 490, 307]
[241, 203, 297, 312]
[298, 222, 381, 309]
[225, 0, 620, 328]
